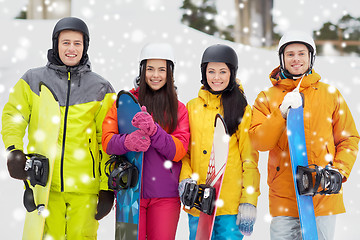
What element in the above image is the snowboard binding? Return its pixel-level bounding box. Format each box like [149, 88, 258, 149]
[23, 153, 49, 212]
[181, 182, 216, 215]
[24, 153, 49, 187]
[105, 155, 139, 191]
[296, 164, 342, 196]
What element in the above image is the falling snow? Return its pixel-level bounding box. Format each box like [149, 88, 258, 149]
[1, 1, 360, 240]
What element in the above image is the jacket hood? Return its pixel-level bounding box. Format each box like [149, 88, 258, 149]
[269, 66, 321, 92]
[47, 48, 90, 67]
[46, 53, 92, 75]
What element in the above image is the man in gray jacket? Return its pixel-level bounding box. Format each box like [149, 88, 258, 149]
[2, 17, 116, 239]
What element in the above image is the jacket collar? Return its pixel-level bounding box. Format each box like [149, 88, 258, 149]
[46, 56, 92, 75]
[198, 86, 222, 107]
[269, 66, 321, 91]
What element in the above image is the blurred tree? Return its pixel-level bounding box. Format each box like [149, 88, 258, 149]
[180, 0, 234, 41]
[313, 14, 360, 55]
[15, 9, 27, 19]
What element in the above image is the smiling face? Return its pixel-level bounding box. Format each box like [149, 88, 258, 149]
[283, 43, 310, 76]
[58, 30, 84, 66]
[206, 62, 230, 92]
[145, 59, 167, 91]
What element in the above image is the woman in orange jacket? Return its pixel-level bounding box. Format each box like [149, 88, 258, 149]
[249, 30, 359, 239]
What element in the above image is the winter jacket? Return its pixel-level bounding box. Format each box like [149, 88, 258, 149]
[249, 66, 360, 218]
[180, 86, 260, 217]
[1, 60, 116, 194]
[102, 88, 190, 199]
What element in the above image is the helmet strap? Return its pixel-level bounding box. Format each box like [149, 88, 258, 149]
[279, 52, 313, 80]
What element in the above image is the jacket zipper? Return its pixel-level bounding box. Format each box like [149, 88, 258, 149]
[88, 139, 96, 178]
[98, 150, 102, 176]
[60, 71, 71, 192]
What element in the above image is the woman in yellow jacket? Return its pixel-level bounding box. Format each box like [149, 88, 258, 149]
[179, 44, 260, 239]
[249, 31, 359, 239]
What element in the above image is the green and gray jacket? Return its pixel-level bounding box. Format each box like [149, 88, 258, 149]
[2, 59, 116, 194]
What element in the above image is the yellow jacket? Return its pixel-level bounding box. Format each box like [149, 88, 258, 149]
[180, 86, 260, 217]
[249, 67, 360, 217]
[2, 61, 115, 194]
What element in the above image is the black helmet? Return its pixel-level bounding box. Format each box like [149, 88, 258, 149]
[200, 44, 238, 92]
[201, 44, 238, 70]
[52, 17, 90, 61]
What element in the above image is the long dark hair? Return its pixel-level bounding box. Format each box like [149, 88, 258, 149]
[201, 63, 248, 136]
[138, 60, 178, 133]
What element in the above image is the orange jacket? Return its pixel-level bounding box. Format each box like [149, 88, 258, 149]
[249, 66, 359, 217]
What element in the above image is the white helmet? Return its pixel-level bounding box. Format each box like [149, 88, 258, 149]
[139, 42, 175, 64]
[135, 43, 175, 87]
[278, 30, 316, 79]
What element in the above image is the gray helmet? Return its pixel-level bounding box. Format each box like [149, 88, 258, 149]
[52, 17, 90, 60]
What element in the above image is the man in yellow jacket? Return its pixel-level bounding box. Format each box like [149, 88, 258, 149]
[2, 17, 115, 239]
[249, 30, 359, 239]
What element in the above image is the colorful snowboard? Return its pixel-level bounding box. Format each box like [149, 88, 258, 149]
[22, 83, 61, 240]
[287, 106, 318, 239]
[115, 90, 143, 240]
[196, 114, 229, 240]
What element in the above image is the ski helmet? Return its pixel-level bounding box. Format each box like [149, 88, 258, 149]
[139, 42, 175, 65]
[278, 30, 316, 79]
[201, 44, 238, 70]
[200, 44, 238, 91]
[136, 43, 175, 87]
[52, 17, 90, 61]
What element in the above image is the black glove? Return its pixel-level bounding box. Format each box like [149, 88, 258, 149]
[95, 190, 115, 220]
[7, 150, 27, 180]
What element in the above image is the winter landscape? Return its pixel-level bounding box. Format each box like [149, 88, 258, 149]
[1, 0, 360, 239]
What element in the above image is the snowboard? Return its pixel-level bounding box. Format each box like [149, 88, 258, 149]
[115, 90, 144, 240]
[196, 114, 229, 240]
[22, 83, 61, 240]
[287, 106, 318, 240]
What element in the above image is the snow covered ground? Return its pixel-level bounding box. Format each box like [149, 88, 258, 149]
[1, 1, 360, 239]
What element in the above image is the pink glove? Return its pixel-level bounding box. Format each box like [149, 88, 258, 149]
[132, 106, 157, 136]
[124, 129, 151, 152]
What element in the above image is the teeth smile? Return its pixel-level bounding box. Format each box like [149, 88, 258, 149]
[66, 54, 76, 57]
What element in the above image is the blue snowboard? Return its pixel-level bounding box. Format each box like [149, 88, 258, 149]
[115, 90, 143, 240]
[287, 106, 318, 240]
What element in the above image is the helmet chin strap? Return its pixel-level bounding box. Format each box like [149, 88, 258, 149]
[292, 74, 305, 93]
[280, 51, 313, 80]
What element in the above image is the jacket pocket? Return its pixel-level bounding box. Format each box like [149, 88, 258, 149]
[268, 144, 287, 186]
[88, 138, 96, 178]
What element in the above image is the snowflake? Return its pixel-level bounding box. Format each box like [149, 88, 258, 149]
[263, 213, 272, 223]
[73, 148, 86, 161]
[66, 177, 75, 187]
[131, 29, 145, 43]
[246, 186, 255, 194]
[163, 160, 172, 169]
[215, 198, 224, 208]
[81, 174, 91, 184]
[191, 172, 199, 181]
